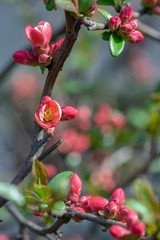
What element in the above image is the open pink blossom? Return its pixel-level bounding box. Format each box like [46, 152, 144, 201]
[25, 21, 52, 47]
[35, 96, 62, 129]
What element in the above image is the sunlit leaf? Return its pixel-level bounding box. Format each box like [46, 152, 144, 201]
[32, 160, 47, 185]
[33, 184, 53, 201]
[79, 0, 96, 12]
[109, 33, 125, 57]
[98, 8, 113, 23]
[52, 201, 66, 216]
[55, 0, 78, 13]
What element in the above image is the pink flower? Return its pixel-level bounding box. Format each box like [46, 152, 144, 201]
[119, 5, 134, 23]
[38, 54, 52, 66]
[35, 96, 62, 129]
[116, 206, 129, 222]
[126, 211, 139, 229]
[44, 164, 57, 178]
[110, 188, 125, 207]
[130, 19, 139, 29]
[152, 5, 160, 14]
[50, 39, 64, 58]
[79, 195, 92, 204]
[108, 16, 121, 31]
[25, 21, 52, 47]
[67, 173, 82, 203]
[143, 0, 157, 7]
[110, 113, 126, 128]
[13, 51, 38, 66]
[104, 201, 118, 218]
[131, 222, 145, 237]
[125, 30, 144, 43]
[110, 225, 131, 238]
[80, 196, 108, 213]
[72, 207, 86, 222]
[61, 106, 78, 121]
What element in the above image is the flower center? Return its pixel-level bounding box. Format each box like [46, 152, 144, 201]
[44, 108, 54, 122]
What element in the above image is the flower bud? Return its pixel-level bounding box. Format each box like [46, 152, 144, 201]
[67, 173, 82, 203]
[32, 44, 50, 56]
[125, 30, 144, 43]
[131, 222, 145, 237]
[119, 5, 134, 23]
[80, 196, 108, 213]
[84, 1, 97, 17]
[126, 211, 139, 229]
[0, 235, 10, 240]
[119, 23, 133, 36]
[108, 16, 121, 31]
[143, 0, 157, 7]
[152, 5, 160, 15]
[110, 225, 131, 238]
[79, 195, 92, 205]
[130, 19, 139, 29]
[110, 188, 125, 207]
[110, 113, 126, 128]
[34, 211, 40, 216]
[72, 207, 86, 222]
[13, 51, 38, 66]
[38, 54, 52, 66]
[104, 201, 118, 218]
[25, 21, 52, 47]
[116, 206, 129, 222]
[61, 106, 78, 121]
[50, 39, 64, 58]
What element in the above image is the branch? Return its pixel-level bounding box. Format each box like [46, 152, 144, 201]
[138, 22, 160, 41]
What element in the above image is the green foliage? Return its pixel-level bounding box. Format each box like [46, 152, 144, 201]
[33, 184, 53, 201]
[46, 0, 56, 10]
[97, 0, 114, 6]
[55, 0, 78, 13]
[48, 171, 73, 201]
[102, 31, 111, 41]
[98, 9, 113, 23]
[147, 110, 160, 136]
[52, 201, 66, 216]
[109, 33, 125, 57]
[127, 108, 150, 130]
[32, 160, 47, 185]
[79, 0, 96, 12]
[0, 183, 25, 206]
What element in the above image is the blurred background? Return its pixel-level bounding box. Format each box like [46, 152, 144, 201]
[0, 0, 160, 239]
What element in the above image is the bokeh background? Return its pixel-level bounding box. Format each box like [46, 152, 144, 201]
[0, 0, 160, 239]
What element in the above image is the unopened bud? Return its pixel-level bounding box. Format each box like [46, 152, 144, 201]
[104, 201, 118, 218]
[130, 19, 139, 29]
[61, 106, 78, 121]
[143, 0, 157, 7]
[119, 23, 133, 36]
[67, 173, 82, 203]
[80, 196, 108, 213]
[38, 54, 52, 66]
[125, 30, 144, 43]
[116, 206, 129, 222]
[131, 222, 145, 237]
[119, 5, 134, 23]
[72, 207, 86, 222]
[126, 211, 139, 229]
[110, 225, 131, 238]
[110, 188, 125, 207]
[109, 16, 121, 31]
[152, 5, 160, 15]
[50, 39, 64, 58]
[13, 51, 38, 66]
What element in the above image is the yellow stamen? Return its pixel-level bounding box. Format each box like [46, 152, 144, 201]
[44, 108, 54, 122]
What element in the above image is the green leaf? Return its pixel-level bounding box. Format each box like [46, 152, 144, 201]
[32, 160, 47, 186]
[109, 33, 125, 57]
[33, 184, 53, 201]
[79, 0, 96, 12]
[127, 108, 150, 130]
[46, 0, 56, 10]
[48, 171, 73, 201]
[97, 0, 114, 6]
[134, 179, 159, 212]
[125, 199, 149, 216]
[39, 65, 45, 74]
[147, 110, 160, 136]
[98, 8, 113, 23]
[55, 0, 78, 13]
[0, 183, 25, 206]
[102, 31, 111, 41]
[24, 190, 41, 205]
[52, 201, 66, 216]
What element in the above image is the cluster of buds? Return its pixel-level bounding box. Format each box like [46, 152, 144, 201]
[94, 103, 126, 133]
[108, 5, 144, 43]
[67, 175, 145, 238]
[142, 0, 160, 14]
[35, 96, 78, 133]
[13, 21, 64, 67]
[58, 128, 91, 154]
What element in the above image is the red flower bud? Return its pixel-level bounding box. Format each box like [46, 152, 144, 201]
[131, 222, 145, 237]
[110, 188, 125, 207]
[104, 201, 118, 218]
[110, 113, 126, 128]
[116, 206, 129, 222]
[50, 39, 64, 58]
[125, 30, 144, 43]
[32, 44, 50, 56]
[38, 54, 52, 66]
[80, 196, 108, 213]
[152, 5, 160, 15]
[110, 225, 131, 238]
[126, 210, 139, 229]
[143, 0, 157, 7]
[119, 23, 133, 36]
[109, 16, 121, 31]
[85, 1, 97, 17]
[34, 211, 40, 216]
[13, 51, 38, 66]
[130, 19, 139, 29]
[119, 5, 134, 23]
[67, 173, 82, 203]
[72, 207, 86, 222]
[25, 21, 52, 47]
[79, 195, 92, 205]
[61, 106, 78, 121]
